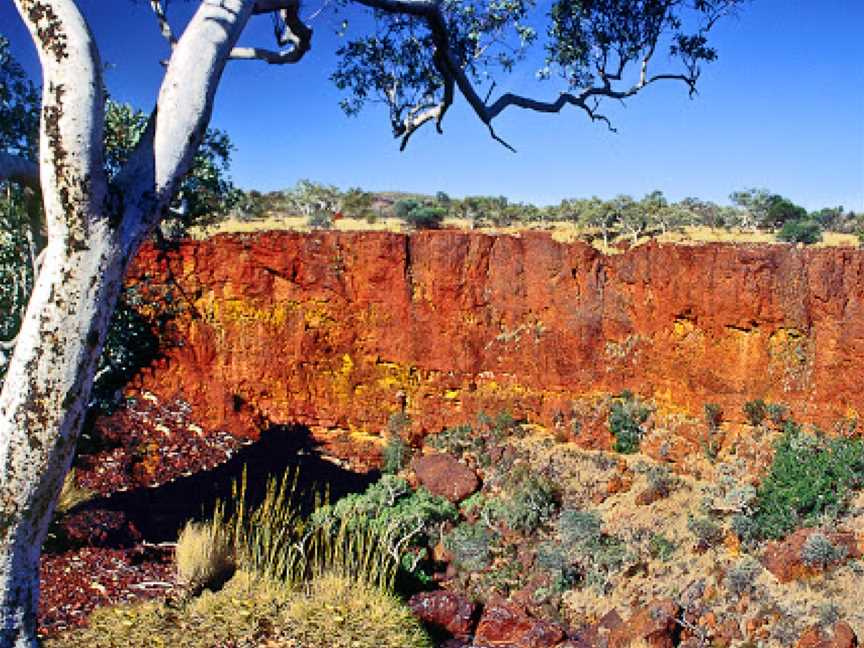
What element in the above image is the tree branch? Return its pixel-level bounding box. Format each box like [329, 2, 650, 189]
[0, 153, 39, 191]
[252, 0, 295, 12]
[149, 0, 177, 49]
[115, 0, 257, 252]
[12, 0, 108, 241]
[395, 51, 452, 150]
[230, 3, 311, 65]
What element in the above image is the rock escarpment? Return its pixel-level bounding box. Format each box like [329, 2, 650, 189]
[117, 231, 864, 462]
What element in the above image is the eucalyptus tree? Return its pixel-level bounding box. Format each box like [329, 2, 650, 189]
[0, 0, 744, 644]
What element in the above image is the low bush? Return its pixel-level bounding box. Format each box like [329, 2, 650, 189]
[501, 473, 558, 533]
[609, 391, 650, 454]
[556, 508, 629, 592]
[307, 211, 333, 229]
[726, 558, 761, 596]
[766, 402, 790, 426]
[800, 532, 847, 569]
[750, 424, 864, 539]
[778, 218, 823, 244]
[428, 413, 523, 465]
[648, 533, 677, 561]
[536, 542, 580, 592]
[395, 199, 446, 229]
[382, 436, 411, 474]
[382, 412, 413, 473]
[703, 403, 723, 461]
[444, 522, 494, 571]
[743, 399, 768, 426]
[558, 509, 603, 546]
[687, 514, 724, 550]
[311, 475, 458, 583]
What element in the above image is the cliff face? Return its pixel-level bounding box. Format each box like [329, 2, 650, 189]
[120, 231, 864, 461]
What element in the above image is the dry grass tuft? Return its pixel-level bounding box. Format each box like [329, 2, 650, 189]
[54, 469, 95, 515]
[175, 510, 234, 592]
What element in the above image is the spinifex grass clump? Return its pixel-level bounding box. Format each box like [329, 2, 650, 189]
[45, 571, 433, 648]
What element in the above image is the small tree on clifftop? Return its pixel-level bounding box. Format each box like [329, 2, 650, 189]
[0, 0, 745, 644]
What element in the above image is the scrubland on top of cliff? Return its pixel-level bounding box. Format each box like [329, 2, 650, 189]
[193, 185, 863, 253]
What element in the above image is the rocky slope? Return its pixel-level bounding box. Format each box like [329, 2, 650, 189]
[116, 231, 864, 466]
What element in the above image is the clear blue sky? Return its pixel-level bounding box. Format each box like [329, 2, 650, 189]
[2, 0, 862, 210]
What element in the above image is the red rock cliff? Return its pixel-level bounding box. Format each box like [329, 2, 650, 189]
[121, 231, 864, 457]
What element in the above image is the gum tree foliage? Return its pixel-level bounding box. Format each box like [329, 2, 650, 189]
[0, 0, 743, 644]
[102, 101, 243, 233]
[0, 35, 39, 378]
[1, 77, 240, 388]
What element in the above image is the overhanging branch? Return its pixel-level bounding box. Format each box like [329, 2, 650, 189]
[230, 3, 312, 65]
[353, 0, 711, 150]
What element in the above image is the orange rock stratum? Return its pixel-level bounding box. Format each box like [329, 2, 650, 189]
[121, 230, 864, 456]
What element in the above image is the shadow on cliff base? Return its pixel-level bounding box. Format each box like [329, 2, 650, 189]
[78, 423, 378, 544]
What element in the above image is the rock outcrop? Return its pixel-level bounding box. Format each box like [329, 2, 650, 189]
[117, 231, 864, 463]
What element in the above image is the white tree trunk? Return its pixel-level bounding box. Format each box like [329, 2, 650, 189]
[0, 229, 125, 647]
[1, 1, 256, 645]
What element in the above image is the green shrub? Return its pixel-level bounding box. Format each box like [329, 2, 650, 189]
[558, 509, 603, 546]
[765, 197, 808, 229]
[648, 533, 676, 561]
[536, 542, 580, 592]
[778, 219, 822, 244]
[428, 413, 524, 464]
[751, 425, 864, 539]
[382, 437, 411, 474]
[387, 411, 411, 435]
[640, 463, 679, 498]
[730, 512, 760, 548]
[582, 535, 629, 592]
[404, 205, 446, 229]
[429, 424, 475, 458]
[766, 402, 789, 426]
[609, 391, 650, 454]
[501, 474, 558, 533]
[395, 199, 446, 229]
[701, 404, 723, 461]
[313, 476, 458, 554]
[704, 403, 723, 429]
[444, 523, 494, 571]
[307, 211, 333, 229]
[743, 399, 768, 426]
[555, 508, 628, 592]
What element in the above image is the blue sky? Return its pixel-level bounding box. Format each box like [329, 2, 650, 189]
[2, 0, 863, 210]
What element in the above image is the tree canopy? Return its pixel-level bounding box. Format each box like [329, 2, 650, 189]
[328, 0, 744, 148]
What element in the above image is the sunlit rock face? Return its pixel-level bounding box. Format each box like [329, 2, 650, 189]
[113, 231, 864, 466]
